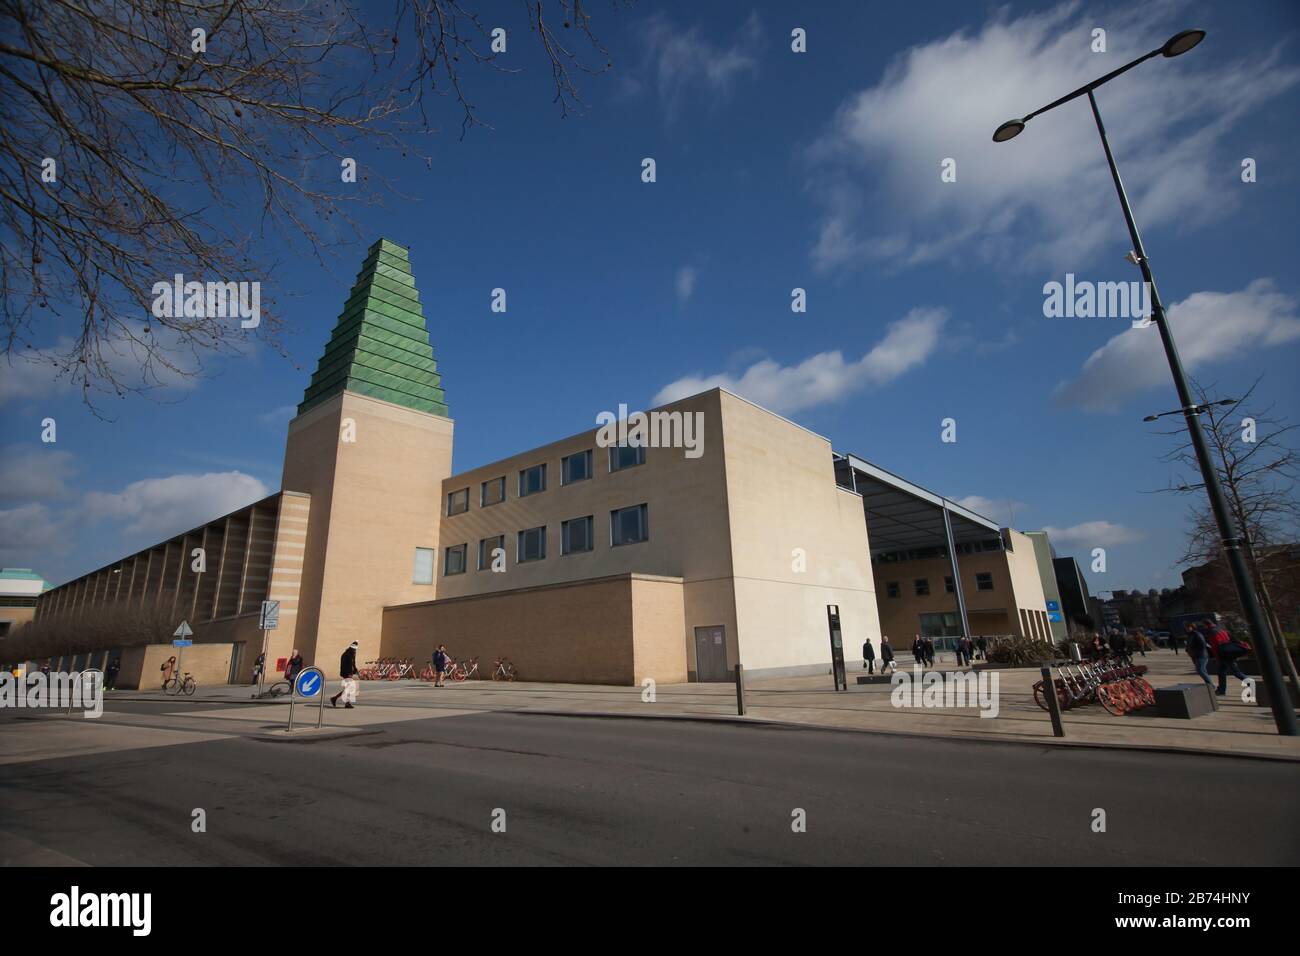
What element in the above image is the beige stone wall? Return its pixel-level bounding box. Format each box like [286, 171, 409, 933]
[283, 391, 454, 674]
[1004, 529, 1051, 642]
[380, 573, 682, 685]
[195, 612, 264, 683]
[718, 392, 879, 675]
[116, 642, 236, 691]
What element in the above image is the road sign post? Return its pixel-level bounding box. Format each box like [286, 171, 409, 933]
[257, 600, 280, 697]
[172, 621, 193, 681]
[288, 666, 325, 732]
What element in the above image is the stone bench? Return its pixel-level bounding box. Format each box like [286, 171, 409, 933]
[1154, 682, 1217, 719]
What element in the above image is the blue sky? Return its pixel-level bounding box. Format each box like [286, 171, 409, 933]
[3, 0, 1299, 598]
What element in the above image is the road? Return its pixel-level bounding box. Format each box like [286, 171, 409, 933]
[1, 704, 1296, 865]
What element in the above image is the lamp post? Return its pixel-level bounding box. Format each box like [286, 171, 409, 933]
[993, 29, 1296, 734]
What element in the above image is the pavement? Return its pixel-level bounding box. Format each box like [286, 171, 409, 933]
[69, 651, 1300, 761]
[2, 708, 1297, 865]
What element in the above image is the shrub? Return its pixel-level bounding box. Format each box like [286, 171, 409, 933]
[988, 634, 1058, 667]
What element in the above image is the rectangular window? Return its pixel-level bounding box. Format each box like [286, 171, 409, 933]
[608, 444, 646, 473]
[517, 526, 546, 562]
[443, 544, 467, 576]
[519, 464, 547, 497]
[919, 611, 962, 637]
[944, 576, 955, 594]
[478, 535, 505, 571]
[611, 504, 648, 546]
[562, 516, 594, 555]
[561, 450, 593, 485]
[447, 488, 469, 515]
[886, 581, 900, 599]
[976, 572, 994, 592]
[914, 578, 930, 597]
[413, 547, 434, 585]
[480, 476, 505, 507]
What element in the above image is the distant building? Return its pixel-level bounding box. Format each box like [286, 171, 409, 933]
[0, 568, 49, 638]
[1024, 531, 1068, 642]
[1182, 544, 1300, 634]
[1052, 556, 1095, 633]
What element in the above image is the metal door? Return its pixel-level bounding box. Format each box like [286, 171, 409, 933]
[693, 626, 729, 682]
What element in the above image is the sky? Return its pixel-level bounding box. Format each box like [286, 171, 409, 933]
[2, 0, 1299, 599]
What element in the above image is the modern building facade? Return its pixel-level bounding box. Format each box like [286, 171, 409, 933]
[35, 238, 1067, 685]
[1024, 531, 1068, 642]
[0, 568, 48, 639]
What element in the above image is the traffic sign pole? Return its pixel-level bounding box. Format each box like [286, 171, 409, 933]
[288, 666, 325, 732]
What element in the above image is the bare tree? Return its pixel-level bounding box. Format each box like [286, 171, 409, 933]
[1156, 377, 1300, 681]
[0, 0, 617, 410]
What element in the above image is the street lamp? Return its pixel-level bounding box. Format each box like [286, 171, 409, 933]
[994, 30, 1296, 735]
[1142, 399, 1236, 422]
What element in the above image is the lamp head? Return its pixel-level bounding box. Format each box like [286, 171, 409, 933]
[992, 119, 1025, 143]
[1161, 29, 1205, 57]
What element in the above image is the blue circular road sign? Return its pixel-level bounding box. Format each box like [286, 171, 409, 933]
[295, 668, 323, 698]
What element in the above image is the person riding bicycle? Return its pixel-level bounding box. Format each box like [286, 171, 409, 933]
[432, 645, 450, 687]
[161, 655, 177, 688]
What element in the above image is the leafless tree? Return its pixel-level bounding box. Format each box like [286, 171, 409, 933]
[0, 0, 617, 410]
[1156, 377, 1300, 680]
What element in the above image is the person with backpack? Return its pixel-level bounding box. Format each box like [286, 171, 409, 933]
[330, 641, 360, 709]
[862, 637, 876, 674]
[1206, 620, 1252, 697]
[880, 636, 896, 674]
[432, 645, 450, 687]
[1184, 624, 1211, 687]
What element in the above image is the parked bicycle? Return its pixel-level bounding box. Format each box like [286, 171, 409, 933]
[492, 657, 517, 682]
[1033, 658, 1153, 716]
[163, 671, 197, 696]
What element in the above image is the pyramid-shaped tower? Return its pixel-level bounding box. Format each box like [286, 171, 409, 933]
[298, 238, 448, 417]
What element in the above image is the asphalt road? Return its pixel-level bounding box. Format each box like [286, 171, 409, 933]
[2, 708, 1297, 865]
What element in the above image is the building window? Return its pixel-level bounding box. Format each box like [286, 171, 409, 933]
[443, 544, 467, 576]
[919, 612, 962, 637]
[447, 488, 469, 515]
[886, 581, 900, 599]
[519, 464, 547, 497]
[562, 450, 593, 485]
[611, 503, 648, 546]
[562, 516, 594, 555]
[517, 526, 546, 562]
[944, 576, 955, 594]
[478, 535, 505, 571]
[480, 477, 505, 507]
[976, 572, 994, 591]
[413, 547, 434, 585]
[914, 578, 930, 597]
[608, 444, 646, 473]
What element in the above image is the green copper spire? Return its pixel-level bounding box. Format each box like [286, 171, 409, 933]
[298, 238, 449, 417]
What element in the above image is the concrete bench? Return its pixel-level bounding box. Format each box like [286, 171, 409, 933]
[1154, 682, 1217, 719]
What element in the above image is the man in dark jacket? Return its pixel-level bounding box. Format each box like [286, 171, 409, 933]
[912, 635, 926, 668]
[862, 638, 876, 674]
[284, 649, 305, 684]
[880, 636, 895, 673]
[1206, 620, 1251, 697]
[1185, 624, 1211, 687]
[330, 641, 360, 709]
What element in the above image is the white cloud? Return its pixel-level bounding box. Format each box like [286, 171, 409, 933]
[954, 495, 1026, 527]
[654, 307, 947, 414]
[1043, 520, 1143, 547]
[1054, 279, 1300, 410]
[81, 472, 269, 539]
[641, 12, 762, 117]
[674, 266, 698, 304]
[0, 503, 69, 567]
[0, 445, 77, 502]
[805, 3, 1300, 274]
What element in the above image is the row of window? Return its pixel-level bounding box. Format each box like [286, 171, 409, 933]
[885, 573, 994, 599]
[446, 446, 647, 516]
[413, 504, 650, 582]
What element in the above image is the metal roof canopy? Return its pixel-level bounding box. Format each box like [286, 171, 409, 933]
[834, 453, 1002, 557]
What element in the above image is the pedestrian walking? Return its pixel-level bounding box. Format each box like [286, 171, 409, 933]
[954, 638, 966, 667]
[880, 636, 896, 674]
[161, 655, 177, 688]
[912, 634, 925, 668]
[284, 649, 304, 684]
[105, 656, 120, 691]
[862, 638, 876, 674]
[432, 644, 450, 687]
[925, 637, 936, 667]
[977, 635, 987, 661]
[330, 641, 360, 709]
[251, 652, 265, 686]
[1206, 620, 1252, 697]
[1184, 624, 1212, 687]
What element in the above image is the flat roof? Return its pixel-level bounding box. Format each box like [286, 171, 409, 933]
[833, 453, 1003, 556]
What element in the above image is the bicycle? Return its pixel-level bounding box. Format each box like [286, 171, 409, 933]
[455, 657, 479, 681]
[163, 671, 197, 696]
[492, 657, 517, 682]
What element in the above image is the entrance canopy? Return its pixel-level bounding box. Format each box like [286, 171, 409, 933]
[833, 453, 1002, 557]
